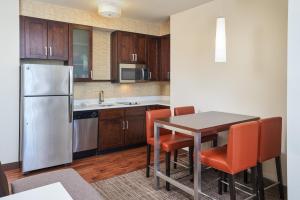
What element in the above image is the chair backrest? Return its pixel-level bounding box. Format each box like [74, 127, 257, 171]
[258, 117, 282, 163]
[0, 162, 9, 197]
[174, 106, 195, 116]
[146, 109, 172, 142]
[227, 121, 259, 174]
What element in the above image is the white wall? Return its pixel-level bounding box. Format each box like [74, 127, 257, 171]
[0, 0, 20, 164]
[287, 0, 300, 198]
[171, 0, 287, 183]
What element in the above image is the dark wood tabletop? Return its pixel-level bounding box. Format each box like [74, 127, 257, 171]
[155, 111, 260, 133]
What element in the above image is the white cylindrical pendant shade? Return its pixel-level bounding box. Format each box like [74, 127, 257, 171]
[215, 17, 227, 63]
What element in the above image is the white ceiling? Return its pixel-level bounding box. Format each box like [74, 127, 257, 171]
[34, 0, 212, 22]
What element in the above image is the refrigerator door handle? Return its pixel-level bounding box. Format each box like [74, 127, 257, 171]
[69, 67, 73, 95]
[69, 96, 73, 123]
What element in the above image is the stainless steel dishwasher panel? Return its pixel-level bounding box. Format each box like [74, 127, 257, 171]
[73, 111, 98, 153]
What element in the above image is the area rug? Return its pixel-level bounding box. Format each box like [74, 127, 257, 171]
[92, 166, 285, 200]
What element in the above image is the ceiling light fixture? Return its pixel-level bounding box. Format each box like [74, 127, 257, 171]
[98, 0, 122, 18]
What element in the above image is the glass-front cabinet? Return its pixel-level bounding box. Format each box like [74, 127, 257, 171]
[69, 24, 92, 81]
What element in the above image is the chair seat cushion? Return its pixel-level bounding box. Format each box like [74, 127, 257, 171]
[11, 169, 103, 200]
[200, 145, 232, 174]
[148, 134, 194, 152]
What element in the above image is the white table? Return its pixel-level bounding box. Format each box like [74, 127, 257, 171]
[0, 183, 73, 200]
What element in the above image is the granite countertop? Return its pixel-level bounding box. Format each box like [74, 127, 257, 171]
[73, 96, 170, 112]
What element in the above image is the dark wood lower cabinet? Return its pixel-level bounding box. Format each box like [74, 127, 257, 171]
[124, 107, 146, 146]
[98, 106, 146, 152]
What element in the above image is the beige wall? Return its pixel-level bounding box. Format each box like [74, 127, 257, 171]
[20, 0, 170, 99]
[171, 0, 287, 183]
[0, 0, 20, 164]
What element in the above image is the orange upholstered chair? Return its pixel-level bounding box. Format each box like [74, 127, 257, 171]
[146, 109, 194, 191]
[256, 117, 284, 200]
[200, 121, 259, 200]
[173, 106, 219, 169]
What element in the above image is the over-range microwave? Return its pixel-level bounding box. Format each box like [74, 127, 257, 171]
[119, 64, 150, 83]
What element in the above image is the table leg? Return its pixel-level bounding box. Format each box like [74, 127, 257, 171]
[194, 133, 202, 200]
[154, 122, 160, 190]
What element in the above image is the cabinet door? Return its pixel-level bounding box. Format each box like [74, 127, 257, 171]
[118, 32, 135, 63]
[135, 34, 147, 64]
[69, 24, 93, 81]
[48, 21, 68, 60]
[160, 35, 170, 81]
[124, 107, 146, 146]
[99, 109, 125, 151]
[24, 17, 48, 59]
[147, 36, 159, 81]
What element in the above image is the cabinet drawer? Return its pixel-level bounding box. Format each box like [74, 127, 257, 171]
[125, 106, 146, 117]
[99, 108, 124, 120]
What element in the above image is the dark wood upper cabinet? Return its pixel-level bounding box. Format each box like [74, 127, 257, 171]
[159, 34, 170, 81]
[47, 21, 68, 60]
[68, 24, 93, 81]
[117, 31, 135, 63]
[21, 16, 68, 61]
[111, 31, 148, 82]
[147, 36, 159, 81]
[23, 17, 48, 59]
[135, 34, 147, 64]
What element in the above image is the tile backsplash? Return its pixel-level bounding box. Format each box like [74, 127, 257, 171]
[74, 82, 170, 100]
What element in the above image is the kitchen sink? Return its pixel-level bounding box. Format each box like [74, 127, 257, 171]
[75, 102, 117, 109]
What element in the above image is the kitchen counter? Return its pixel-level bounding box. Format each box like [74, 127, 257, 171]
[73, 96, 170, 112]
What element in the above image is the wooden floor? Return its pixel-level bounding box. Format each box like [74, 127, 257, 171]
[5, 146, 152, 184]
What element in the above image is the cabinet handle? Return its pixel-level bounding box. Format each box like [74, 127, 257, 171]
[122, 120, 125, 130]
[49, 46, 52, 57]
[149, 72, 152, 80]
[126, 121, 129, 129]
[131, 54, 134, 62]
[44, 46, 47, 56]
[90, 70, 93, 79]
[167, 72, 170, 80]
[135, 54, 138, 62]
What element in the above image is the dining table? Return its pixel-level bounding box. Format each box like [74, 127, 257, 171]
[153, 111, 259, 200]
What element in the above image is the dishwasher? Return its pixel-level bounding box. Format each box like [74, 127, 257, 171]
[73, 110, 98, 155]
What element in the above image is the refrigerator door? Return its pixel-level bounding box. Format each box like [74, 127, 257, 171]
[22, 96, 73, 172]
[22, 64, 73, 96]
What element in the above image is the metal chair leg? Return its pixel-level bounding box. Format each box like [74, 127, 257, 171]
[257, 162, 265, 200]
[146, 144, 151, 178]
[173, 150, 178, 169]
[189, 146, 194, 175]
[165, 152, 171, 191]
[244, 170, 249, 184]
[251, 166, 258, 200]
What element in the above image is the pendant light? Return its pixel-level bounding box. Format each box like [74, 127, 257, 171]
[215, 0, 226, 63]
[215, 17, 226, 63]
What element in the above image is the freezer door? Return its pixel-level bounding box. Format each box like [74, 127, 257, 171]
[22, 96, 73, 172]
[22, 64, 73, 96]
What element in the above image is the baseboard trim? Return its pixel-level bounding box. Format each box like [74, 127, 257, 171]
[2, 161, 20, 171]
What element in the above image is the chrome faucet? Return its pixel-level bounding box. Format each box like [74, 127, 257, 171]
[99, 90, 104, 104]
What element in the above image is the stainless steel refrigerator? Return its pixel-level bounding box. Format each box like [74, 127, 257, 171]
[20, 64, 73, 173]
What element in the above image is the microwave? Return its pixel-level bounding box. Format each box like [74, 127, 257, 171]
[119, 64, 150, 83]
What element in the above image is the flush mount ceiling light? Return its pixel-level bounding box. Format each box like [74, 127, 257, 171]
[98, 0, 122, 18]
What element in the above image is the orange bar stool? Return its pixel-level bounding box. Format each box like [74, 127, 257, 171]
[146, 109, 194, 191]
[256, 117, 284, 200]
[200, 121, 259, 200]
[174, 106, 219, 169]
